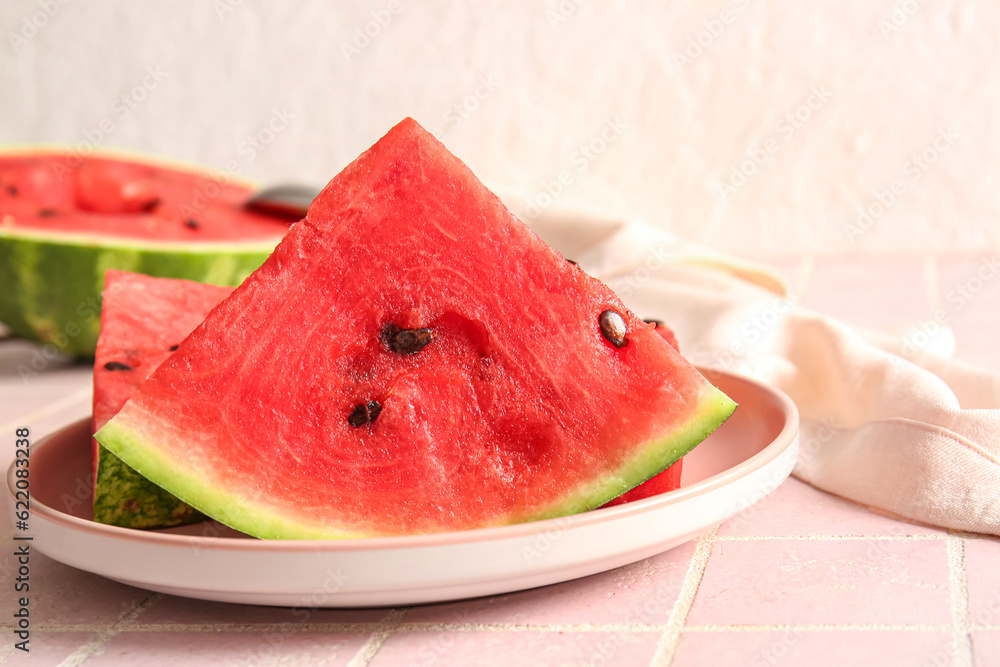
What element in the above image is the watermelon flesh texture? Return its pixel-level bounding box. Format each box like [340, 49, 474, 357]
[96, 118, 737, 539]
[92, 270, 233, 528]
[0, 153, 289, 356]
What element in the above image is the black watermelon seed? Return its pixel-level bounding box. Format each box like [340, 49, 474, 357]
[599, 309, 628, 348]
[566, 258, 578, 265]
[184, 217, 200, 229]
[382, 323, 434, 355]
[37, 208, 58, 217]
[142, 197, 162, 212]
[644, 318, 664, 327]
[6, 185, 18, 197]
[104, 361, 133, 371]
[347, 404, 369, 427]
[168, 344, 180, 351]
[348, 400, 383, 427]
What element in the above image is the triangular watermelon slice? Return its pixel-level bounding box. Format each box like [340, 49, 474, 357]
[96, 118, 736, 539]
[92, 270, 233, 528]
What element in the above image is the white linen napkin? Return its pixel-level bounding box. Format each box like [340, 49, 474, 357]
[516, 199, 1000, 537]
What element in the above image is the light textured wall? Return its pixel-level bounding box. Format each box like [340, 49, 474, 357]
[1, 0, 996, 257]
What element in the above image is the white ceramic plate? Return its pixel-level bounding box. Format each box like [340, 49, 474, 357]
[8, 368, 798, 608]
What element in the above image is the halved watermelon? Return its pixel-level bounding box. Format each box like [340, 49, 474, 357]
[0, 151, 290, 357]
[95, 118, 737, 539]
[92, 270, 233, 528]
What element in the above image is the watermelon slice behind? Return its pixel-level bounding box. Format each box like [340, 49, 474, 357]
[0, 151, 291, 357]
[92, 270, 233, 528]
[95, 117, 737, 540]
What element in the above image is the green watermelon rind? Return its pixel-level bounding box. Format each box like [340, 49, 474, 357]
[95, 417, 371, 540]
[94, 383, 737, 540]
[0, 229, 278, 357]
[92, 448, 205, 529]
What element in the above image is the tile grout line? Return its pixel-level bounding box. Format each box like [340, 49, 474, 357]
[56, 592, 163, 667]
[0, 385, 92, 438]
[649, 526, 718, 667]
[685, 622, 958, 632]
[947, 534, 974, 667]
[344, 607, 408, 667]
[715, 533, 948, 542]
[393, 621, 663, 633]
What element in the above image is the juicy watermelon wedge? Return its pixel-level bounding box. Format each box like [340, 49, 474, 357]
[96, 118, 736, 539]
[92, 270, 233, 528]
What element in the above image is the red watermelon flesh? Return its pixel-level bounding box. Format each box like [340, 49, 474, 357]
[0, 154, 290, 240]
[602, 460, 683, 506]
[92, 270, 232, 528]
[95, 118, 737, 539]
